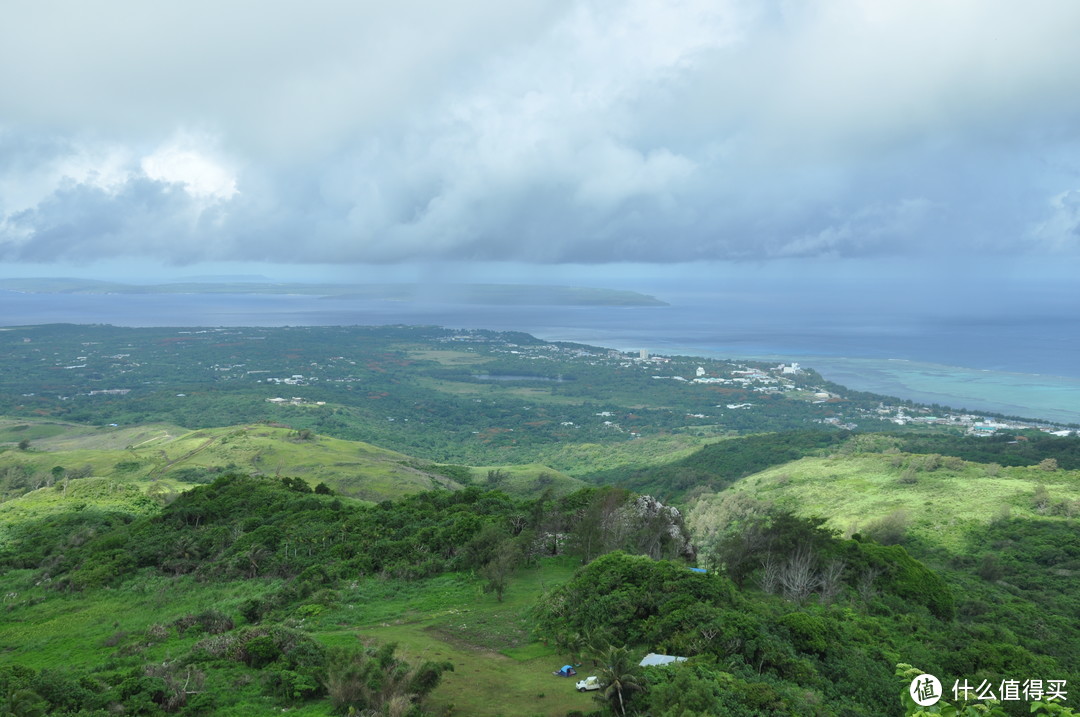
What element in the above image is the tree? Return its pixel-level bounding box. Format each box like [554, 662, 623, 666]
[1033, 483, 1052, 514]
[777, 546, 819, 604]
[16, 439, 30, 451]
[595, 646, 644, 716]
[856, 566, 881, 606]
[481, 540, 518, 602]
[485, 469, 508, 489]
[571, 487, 628, 563]
[68, 464, 93, 480]
[817, 558, 846, 604]
[583, 628, 616, 666]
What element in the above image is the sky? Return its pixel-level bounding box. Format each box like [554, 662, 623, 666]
[2, 0, 1080, 284]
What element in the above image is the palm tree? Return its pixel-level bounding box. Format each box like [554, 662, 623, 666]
[596, 646, 644, 716]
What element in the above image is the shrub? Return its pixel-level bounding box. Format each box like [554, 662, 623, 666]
[778, 612, 829, 655]
[863, 510, 909, 546]
[976, 554, 1004, 581]
[239, 597, 271, 624]
[848, 542, 955, 620]
[326, 643, 451, 715]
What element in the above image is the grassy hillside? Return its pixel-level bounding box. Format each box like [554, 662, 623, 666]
[693, 451, 1080, 551]
[0, 561, 589, 717]
[3, 448, 1079, 715]
[1, 422, 447, 501]
[0, 472, 680, 715]
[2, 420, 580, 504]
[685, 448, 1080, 708]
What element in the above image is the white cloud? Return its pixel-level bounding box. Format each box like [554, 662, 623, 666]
[140, 137, 237, 201]
[2, 0, 1080, 265]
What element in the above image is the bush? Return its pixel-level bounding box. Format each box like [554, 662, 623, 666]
[848, 542, 955, 620]
[326, 643, 452, 715]
[976, 554, 1004, 581]
[778, 612, 829, 655]
[173, 609, 234, 635]
[863, 510, 909, 546]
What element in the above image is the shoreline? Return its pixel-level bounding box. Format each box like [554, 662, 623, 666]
[3, 291, 1077, 426]
[528, 331, 1080, 425]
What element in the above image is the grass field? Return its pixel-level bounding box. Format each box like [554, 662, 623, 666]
[696, 452, 1080, 552]
[541, 433, 715, 475]
[0, 421, 456, 502]
[311, 559, 593, 716]
[0, 558, 593, 716]
[469, 463, 585, 497]
[403, 348, 495, 366]
[0, 417, 714, 503]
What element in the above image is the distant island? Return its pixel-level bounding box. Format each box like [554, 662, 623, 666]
[0, 278, 668, 307]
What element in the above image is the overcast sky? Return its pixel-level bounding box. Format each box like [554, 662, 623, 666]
[2, 0, 1080, 280]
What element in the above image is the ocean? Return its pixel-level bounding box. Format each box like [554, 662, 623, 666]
[2, 288, 1078, 425]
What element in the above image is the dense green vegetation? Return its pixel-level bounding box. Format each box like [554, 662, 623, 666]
[897, 432, 1080, 470]
[1, 464, 1077, 715]
[0, 475, 691, 714]
[534, 516, 1076, 716]
[589, 430, 852, 499]
[0, 324, 1077, 714]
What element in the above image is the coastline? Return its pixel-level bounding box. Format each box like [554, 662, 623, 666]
[3, 289, 1077, 426]
[599, 343, 1080, 426]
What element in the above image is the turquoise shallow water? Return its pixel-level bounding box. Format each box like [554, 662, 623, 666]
[790, 357, 1080, 425]
[535, 331, 1080, 425]
[617, 342, 1080, 425]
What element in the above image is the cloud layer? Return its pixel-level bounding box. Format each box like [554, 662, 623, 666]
[3, 0, 1080, 265]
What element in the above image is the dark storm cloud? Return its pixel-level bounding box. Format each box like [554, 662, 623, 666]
[2, 0, 1080, 265]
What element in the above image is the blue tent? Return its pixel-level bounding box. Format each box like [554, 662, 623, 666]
[553, 665, 577, 677]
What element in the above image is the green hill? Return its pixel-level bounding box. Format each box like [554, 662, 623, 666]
[689, 451, 1080, 552]
[683, 447, 1080, 709]
[1, 422, 450, 500]
[0, 419, 584, 552]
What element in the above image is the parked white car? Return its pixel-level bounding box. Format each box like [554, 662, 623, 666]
[575, 675, 601, 692]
